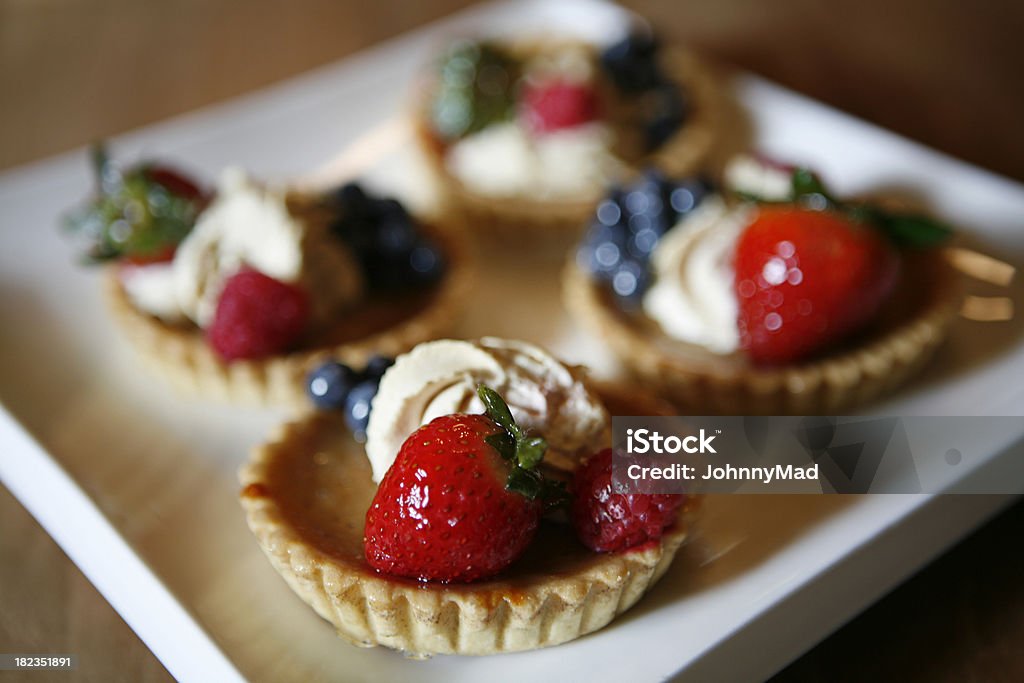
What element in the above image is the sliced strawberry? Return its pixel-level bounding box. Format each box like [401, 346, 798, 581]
[522, 79, 598, 134]
[734, 207, 900, 364]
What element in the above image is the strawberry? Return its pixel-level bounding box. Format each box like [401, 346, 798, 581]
[522, 79, 598, 134]
[364, 386, 564, 583]
[734, 207, 900, 364]
[571, 448, 685, 553]
[144, 164, 207, 203]
[207, 269, 309, 361]
[63, 144, 206, 263]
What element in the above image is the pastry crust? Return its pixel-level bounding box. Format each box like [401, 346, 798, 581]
[415, 47, 720, 253]
[105, 220, 475, 407]
[239, 386, 691, 656]
[563, 249, 964, 414]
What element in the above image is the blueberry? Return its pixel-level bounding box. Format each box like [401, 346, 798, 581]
[333, 182, 368, 210]
[364, 355, 395, 380]
[578, 220, 629, 279]
[642, 84, 689, 151]
[595, 195, 624, 227]
[407, 237, 445, 285]
[376, 216, 417, 255]
[344, 379, 380, 442]
[610, 258, 651, 308]
[668, 175, 715, 217]
[600, 32, 662, 93]
[372, 197, 410, 221]
[623, 169, 674, 234]
[627, 226, 661, 259]
[306, 361, 358, 410]
[363, 252, 407, 291]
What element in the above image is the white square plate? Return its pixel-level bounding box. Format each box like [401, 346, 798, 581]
[1, 1, 1022, 681]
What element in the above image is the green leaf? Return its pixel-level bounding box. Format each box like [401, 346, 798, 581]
[791, 168, 829, 199]
[505, 468, 543, 500]
[516, 436, 547, 470]
[872, 211, 954, 248]
[477, 384, 519, 436]
[485, 432, 515, 461]
[541, 480, 571, 509]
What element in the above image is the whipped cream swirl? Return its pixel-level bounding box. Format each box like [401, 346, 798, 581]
[642, 197, 751, 354]
[364, 338, 609, 482]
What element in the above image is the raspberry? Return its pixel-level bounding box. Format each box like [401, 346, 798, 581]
[571, 448, 685, 553]
[522, 79, 598, 133]
[208, 269, 309, 361]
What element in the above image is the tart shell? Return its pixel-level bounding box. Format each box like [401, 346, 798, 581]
[415, 48, 720, 253]
[239, 386, 692, 657]
[104, 220, 475, 407]
[562, 249, 964, 415]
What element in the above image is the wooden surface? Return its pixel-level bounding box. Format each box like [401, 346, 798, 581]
[1, 0, 1023, 681]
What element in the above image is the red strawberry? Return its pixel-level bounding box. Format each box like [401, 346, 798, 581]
[208, 269, 309, 361]
[734, 207, 900, 364]
[522, 79, 598, 134]
[571, 448, 685, 553]
[364, 386, 562, 583]
[144, 164, 206, 202]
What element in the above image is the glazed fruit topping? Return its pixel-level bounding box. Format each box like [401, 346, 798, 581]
[364, 386, 564, 582]
[329, 183, 445, 293]
[306, 356, 394, 440]
[64, 144, 207, 263]
[430, 40, 520, 140]
[734, 207, 901, 364]
[208, 269, 309, 361]
[522, 79, 598, 133]
[578, 170, 714, 306]
[571, 448, 685, 553]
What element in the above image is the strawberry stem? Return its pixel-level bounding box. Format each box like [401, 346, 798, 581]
[476, 384, 568, 507]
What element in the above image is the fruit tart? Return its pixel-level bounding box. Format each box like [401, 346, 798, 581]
[563, 155, 964, 414]
[414, 27, 718, 250]
[63, 146, 473, 405]
[240, 338, 694, 656]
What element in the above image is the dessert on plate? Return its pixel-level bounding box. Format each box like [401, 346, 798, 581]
[414, 27, 718, 249]
[240, 338, 694, 656]
[63, 146, 473, 405]
[563, 155, 964, 414]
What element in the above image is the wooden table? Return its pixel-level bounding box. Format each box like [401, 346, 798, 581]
[1, 1, 1022, 681]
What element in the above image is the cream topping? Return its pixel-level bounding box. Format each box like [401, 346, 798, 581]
[173, 168, 303, 328]
[724, 154, 795, 202]
[118, 262, 184, 323]
[121, 168, 362, 330]
[365, 338, 609, 483]
[446, 121, 622, 201]
[643, 198, 751, 354]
